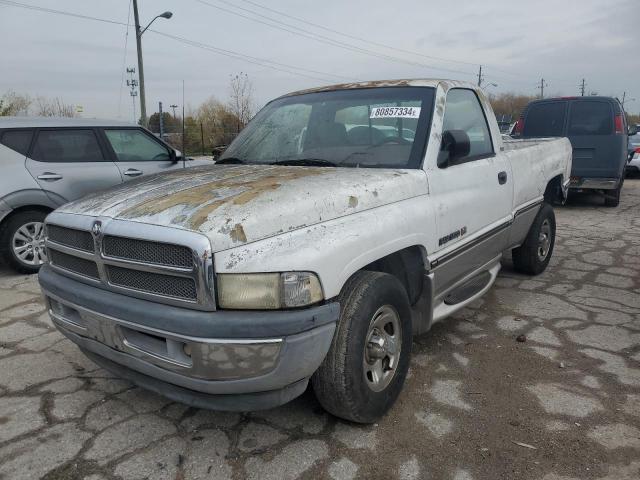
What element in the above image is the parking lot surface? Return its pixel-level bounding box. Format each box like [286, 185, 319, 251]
[0, 180, 639, 480]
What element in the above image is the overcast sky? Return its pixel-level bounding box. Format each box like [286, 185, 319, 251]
[1, 0, 639, 120]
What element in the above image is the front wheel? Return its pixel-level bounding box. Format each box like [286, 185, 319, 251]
[312, 270, 412, 423]
[0, 210, 48, 274]
[512, 203, 556, 275]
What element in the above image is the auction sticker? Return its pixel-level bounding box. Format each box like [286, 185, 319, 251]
[370, 106, 421, 119]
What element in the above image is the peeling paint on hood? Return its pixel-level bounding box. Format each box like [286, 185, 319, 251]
[58, 164, 428, 252]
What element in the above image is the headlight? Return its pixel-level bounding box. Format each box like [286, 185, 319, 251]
[217, 272, 323, 310]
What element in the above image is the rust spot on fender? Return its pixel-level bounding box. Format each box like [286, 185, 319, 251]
[229, 223, 247, 243]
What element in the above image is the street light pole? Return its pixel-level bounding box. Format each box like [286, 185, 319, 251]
[132, 0, 146, 126]
[132, 0, 172, 127]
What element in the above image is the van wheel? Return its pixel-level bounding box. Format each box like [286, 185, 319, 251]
[512, 203, 556, 275]
[604, 182, 622, 207]
[311, 270, 412, 423]
[0, 210, 48, 274]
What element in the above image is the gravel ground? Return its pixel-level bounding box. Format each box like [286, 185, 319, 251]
[0, 180, 639, 480]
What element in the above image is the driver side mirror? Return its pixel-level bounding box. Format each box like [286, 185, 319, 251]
[438, 130, 471, 168]
[629, 125, 638, 136]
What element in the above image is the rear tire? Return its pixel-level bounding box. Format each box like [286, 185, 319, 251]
[512, 203, 556, 275]
[0, 210, 48, 274]
[312, 270, 412, 423]
[604, 180, 622, 207]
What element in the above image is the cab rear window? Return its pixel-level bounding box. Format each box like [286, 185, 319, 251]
[567, 101, 612, 135]
[523, 102, 567, 137]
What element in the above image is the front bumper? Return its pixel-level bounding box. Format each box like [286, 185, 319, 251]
[569, 177, 620, 190]
[39, 265, 338, 410]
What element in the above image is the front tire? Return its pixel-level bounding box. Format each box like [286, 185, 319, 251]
[312, 270, 412, 423]
[0, 210, 48, 274]
[512, 203, 556, 275]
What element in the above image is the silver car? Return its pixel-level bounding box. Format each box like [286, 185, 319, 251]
[0, 117, 208, 273]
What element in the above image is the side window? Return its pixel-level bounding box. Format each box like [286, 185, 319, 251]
[523, 102, 567, 137]
[441, 89, 493, 163]
[104, 129, 171, 161]
[32, 129, 104, 163]
[0, 129, 33, 156]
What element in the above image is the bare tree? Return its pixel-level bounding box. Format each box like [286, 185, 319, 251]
[35, 96, 77, 117]
[0, 91, 32, 116]
[227, 72, 254, 133]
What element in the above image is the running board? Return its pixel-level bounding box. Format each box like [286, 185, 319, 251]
[444, 271, 492, 305]
[431, 257, 502, 325]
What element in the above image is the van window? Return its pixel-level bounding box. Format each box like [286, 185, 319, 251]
[0, 130, 33, 156]
[32, 129, 104, 162]
[523, 102, 566, 137]
[568, 101, 612, 135]
[441, 88, 493, 162]
[104, 129, 171, 161]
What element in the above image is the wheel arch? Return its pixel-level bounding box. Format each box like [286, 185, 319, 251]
[544, 174, 566, 204]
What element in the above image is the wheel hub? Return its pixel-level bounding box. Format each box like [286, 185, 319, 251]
[537, 219, 551, 261]
[12, 221, 47, 266]
[363, 305, 401, 392]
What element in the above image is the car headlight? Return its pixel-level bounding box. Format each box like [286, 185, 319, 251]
[217, 272, 324, 310]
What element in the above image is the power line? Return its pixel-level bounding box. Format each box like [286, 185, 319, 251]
[193, 0, 478, 78]
[0, 0, 355, 85]
[236, 0, 481, 69]
[0, 0, 128, 26]
[148, 29, 356, 84]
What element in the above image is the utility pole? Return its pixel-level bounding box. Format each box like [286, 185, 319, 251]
[580, 79, 586, 96]
[170, 104, 178, 118]
[126, 68, 138, 124]
[132, 0, 146, 126]
[538, 78, 547, 99]
[132, 2, 173, 127]
[158, 101, 164, 138]
[477, 65, 483, 87]
[621, 92, 626, 108]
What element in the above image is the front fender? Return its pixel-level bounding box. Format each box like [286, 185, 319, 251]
[214, 196, 434, 299]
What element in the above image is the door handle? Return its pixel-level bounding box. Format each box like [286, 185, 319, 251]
[37, 172, 63, 181]
[123, 169, 143, 177]
[498, 171, 508, 185]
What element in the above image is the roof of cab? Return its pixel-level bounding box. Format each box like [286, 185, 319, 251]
[0, 117, 136, 129]
[281, 78, 475, 98]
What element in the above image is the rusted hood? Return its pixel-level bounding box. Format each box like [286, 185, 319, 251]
[58, 165, 428, 251]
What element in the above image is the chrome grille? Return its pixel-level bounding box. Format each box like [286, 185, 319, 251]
[107, 266, 197, 300]
[47, 224, 94, 252]
[44, 213, 215, 310]
[49, 249, 99, 279]
[103, 235, 192, 268]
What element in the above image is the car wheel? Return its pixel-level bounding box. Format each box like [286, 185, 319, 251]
[0, 210, 48, 274]
[311, 270, 412, 423]
[604, 180, 622, 207]
[512, 203, 556, 275]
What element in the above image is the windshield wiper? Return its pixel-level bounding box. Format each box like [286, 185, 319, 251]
[272, 158, 338, 167]
[215, 157, 245, 165]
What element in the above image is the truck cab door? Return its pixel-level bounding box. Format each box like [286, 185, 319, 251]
[25, 128, 123, 206]
[427, 88, 513, 296]
[101, 128, 182, 181]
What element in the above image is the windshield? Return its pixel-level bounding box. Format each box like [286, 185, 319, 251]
[221, 87, 434, 169]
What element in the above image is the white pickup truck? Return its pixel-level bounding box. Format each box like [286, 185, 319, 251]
[39, 79, 572, 423]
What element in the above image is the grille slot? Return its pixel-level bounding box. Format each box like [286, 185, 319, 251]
[103, 236, 193, 268]
[49, 249, 99, 279]
[47, 225, 94, 252]
[107, 266, 197, 300]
